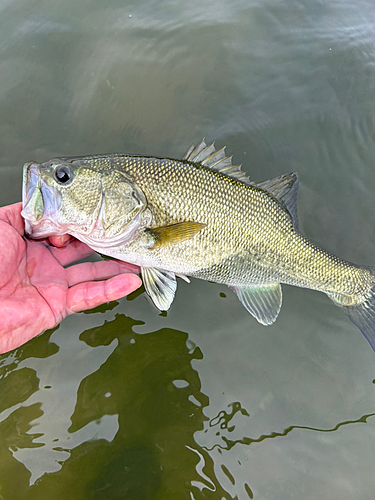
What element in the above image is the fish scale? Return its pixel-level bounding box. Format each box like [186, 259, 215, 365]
[114, 155, 368, 290]
[21, 139, 375, 352]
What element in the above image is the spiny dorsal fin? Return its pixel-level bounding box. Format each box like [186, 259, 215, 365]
[146, 221, 206, 249]
[182, 139, 249, 183]
[255, 173, 299, 230]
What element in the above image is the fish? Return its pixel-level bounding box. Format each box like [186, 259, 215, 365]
[21, 139, 375, 351]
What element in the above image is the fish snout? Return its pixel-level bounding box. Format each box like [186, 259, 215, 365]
[21, 162, 45, 228]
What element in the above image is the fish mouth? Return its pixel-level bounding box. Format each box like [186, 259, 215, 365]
[21, 162, 63, 238]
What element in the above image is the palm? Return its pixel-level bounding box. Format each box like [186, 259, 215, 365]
[0, 203, 141, 353]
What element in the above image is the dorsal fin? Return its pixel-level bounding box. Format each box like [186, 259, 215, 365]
[255, 173, 299, 230]
[182, 139, 249, 183]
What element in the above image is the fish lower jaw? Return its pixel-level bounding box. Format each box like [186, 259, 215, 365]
[23, 218, 69, 239]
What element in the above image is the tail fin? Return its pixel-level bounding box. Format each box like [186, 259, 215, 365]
[328, 268, 375, 352]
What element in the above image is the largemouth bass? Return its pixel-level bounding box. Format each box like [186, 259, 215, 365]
[21, 139, 375, 351]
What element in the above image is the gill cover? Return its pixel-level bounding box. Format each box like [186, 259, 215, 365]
[98, 171, 147, 238]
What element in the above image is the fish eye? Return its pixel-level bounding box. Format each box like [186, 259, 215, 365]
[54, 165, 72, 184]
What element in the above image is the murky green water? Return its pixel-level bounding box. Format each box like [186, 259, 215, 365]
[1, 0, 375, 498]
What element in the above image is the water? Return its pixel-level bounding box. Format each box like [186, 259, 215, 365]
[1, 0, 375, 498]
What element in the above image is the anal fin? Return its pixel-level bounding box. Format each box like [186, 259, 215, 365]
[229, 283, 282, 325]
[141, 268, 177, 311]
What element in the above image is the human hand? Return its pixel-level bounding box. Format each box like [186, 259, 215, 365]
[0, 202, 141, 354]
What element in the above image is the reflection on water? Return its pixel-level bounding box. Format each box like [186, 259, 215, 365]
[0, 312, 233, 499]
[1, 301, 374, 499]
[206, 407, 375, 452]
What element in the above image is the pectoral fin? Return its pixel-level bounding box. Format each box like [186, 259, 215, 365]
[146, 221, 206, 249]
[229, 283, 282, 325]
[141, 267, 177, 311]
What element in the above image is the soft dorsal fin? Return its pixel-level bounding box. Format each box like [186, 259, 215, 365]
[183, 139, 249, 183]
[255, 173, 299, 230]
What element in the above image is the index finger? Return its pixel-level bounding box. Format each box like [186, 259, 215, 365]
[50, 238, 94, 266]
[49, 234, 74, 247]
